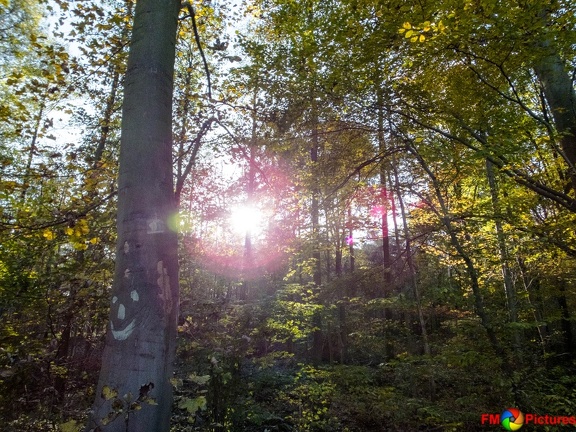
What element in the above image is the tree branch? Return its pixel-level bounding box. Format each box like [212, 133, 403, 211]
[181, 2, 212, 99]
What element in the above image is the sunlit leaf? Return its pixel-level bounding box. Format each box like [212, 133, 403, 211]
[101, 385, 118, 400]
[59, 420, 79, 432]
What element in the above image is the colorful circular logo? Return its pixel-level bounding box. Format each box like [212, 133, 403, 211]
[501, 408, 524, 431]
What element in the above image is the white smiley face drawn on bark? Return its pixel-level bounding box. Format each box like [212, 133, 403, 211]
[110, 289, 140, 341]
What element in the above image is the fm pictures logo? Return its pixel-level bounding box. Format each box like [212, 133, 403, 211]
[481, 408, 576, 430]
[500, 408, 524, 431]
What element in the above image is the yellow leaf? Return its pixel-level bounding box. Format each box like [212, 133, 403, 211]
[405, 30, 414, 38]
[101, 385, 118, 401]
[410, 36, 418, 42]
[65, 227, 74, 235]
[419, 34, 426, 42]
[398, 28, 406, 33]
[402, 22, 411, 29]
[72, 242, 88, 251]
[89, 237, 99, 245]
[77, 219, 89, 235]
[43, 229, 55, 240]
[59, 420, 79, 432]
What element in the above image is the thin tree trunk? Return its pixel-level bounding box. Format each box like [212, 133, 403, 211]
[338, 301, 347, 363]
[93, 0, 132, 168]
[93, 68, 120, 167]
[486, 159, 522, 355]
[393, 157, 430, 357]
[517, 258, 547, 356]
[335, 236, 342, 276]
[347, 206, 354, 273]
[411, 146, 508, 368]
[240, 103, 257, 300]
[20, 99, 45, 201]
[86, 1, 180, 431]
[376, 87, 393, 359]
[557, 280, 575, 356]
[311, 115, 321, 286]
[377, 88, 391, 287]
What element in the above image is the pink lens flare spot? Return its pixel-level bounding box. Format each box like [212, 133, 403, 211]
[346, 236, 354, 245]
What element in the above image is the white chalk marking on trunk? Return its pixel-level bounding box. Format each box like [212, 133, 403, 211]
[147, 217, 165, 234]
[111, 319, 136, 341]
[118, 303, 126, 320]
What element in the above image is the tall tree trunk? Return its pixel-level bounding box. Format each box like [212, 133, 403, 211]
[310, 104, 323, 362]
[533, 36, 576, 191]
[92, 0, 133, 168]
[311, 114, 321, 286]
[377, 88, 391, 287]
[486, 159, 522, 355]
[20, 98, 45, 201]
[411, 146, 509, 368]
[93, 68, 120, 168]
[556, 280, 575, 356]
[376, 87, 393, 359]
[86, 1, 180, 431]
[240, 101, 257, 301]
[393, 157, 430, 357]
[517, 258, 547, 356]
[335, 231, 342, 276]
[347, 206, 354, 273]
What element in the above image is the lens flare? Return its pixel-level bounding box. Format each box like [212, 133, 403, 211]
[229, 205, 264, 236]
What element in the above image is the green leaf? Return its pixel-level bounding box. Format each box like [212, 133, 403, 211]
[59, 420, 79, 432]
[178, 396, 207, 414]
[188, 374, 210, 385]
[101, 385, 118, 400]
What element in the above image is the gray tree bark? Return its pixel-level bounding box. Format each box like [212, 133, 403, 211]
[534, 50, 576, 190]
[86, 0, 180, 431]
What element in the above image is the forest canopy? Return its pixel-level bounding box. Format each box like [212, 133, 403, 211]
[1, 0, 575, 431]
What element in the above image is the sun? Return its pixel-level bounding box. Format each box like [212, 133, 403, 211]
[229, 204, 265, 237]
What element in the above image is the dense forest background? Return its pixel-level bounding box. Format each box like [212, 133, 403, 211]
[1, 0, 576, 430]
